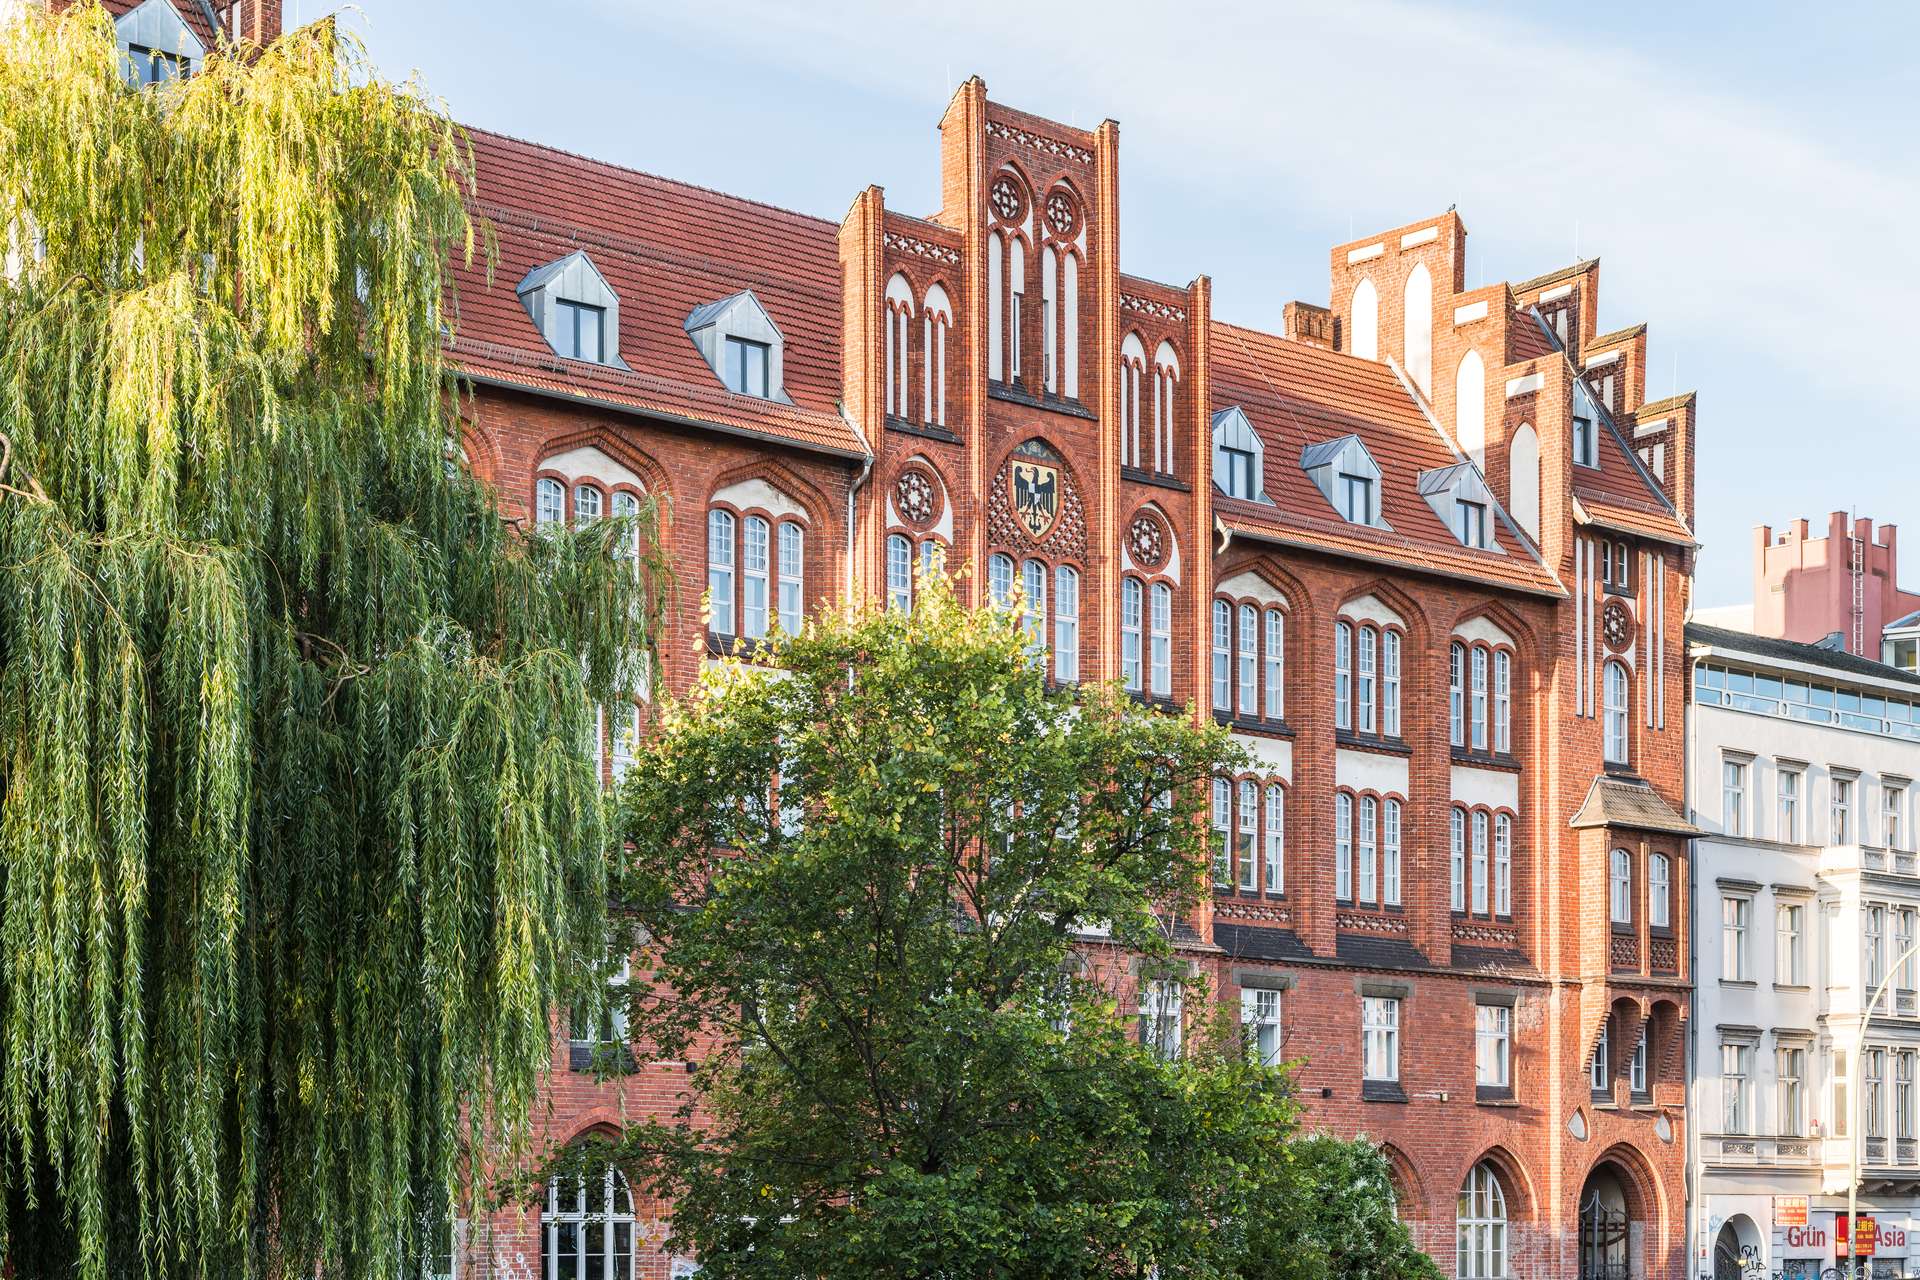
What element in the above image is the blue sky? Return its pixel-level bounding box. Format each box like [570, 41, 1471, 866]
[329, 0, 1920, 608]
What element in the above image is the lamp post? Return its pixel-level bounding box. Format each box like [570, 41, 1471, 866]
[1846, 935, 1920, 1280]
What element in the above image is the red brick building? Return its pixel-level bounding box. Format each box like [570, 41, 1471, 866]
[83, 5, 1706, 1273]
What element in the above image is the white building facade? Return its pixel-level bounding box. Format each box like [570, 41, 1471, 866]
[1689, 623, 1920, 1278]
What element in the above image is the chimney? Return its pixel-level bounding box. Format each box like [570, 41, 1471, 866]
[1283, 301, 1333, 349]
[237, 0, 281, 43]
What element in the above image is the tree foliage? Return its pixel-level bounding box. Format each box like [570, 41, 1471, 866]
[608, 579, 1435, 1278]
[0, 6, 664, 1276]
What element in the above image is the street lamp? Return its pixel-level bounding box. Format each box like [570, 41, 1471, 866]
[1845, 935, 1920, 1280]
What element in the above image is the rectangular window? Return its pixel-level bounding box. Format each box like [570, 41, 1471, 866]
[1470, 646, 1489, 751]
[1356, 626, 1377, 734]
[1335, 793, 1353, 901]
[1357, 796, 1377, 905]
[1139, 979, 1182, 1061]
[1211, 778, 1231, 890]
[1211, 602, 1231, 712]
[1361, 996, 1399, 1082]
[555, 298, 605, 363]
[1867, 1048, 1887, 1139]
[1833, 1048, 1850, 1137]
[1475, 1004, 1510, 1089]
[1492, 649, 1509, 753]
[1455, 499, 1487, 547]
[1591, 1020, 1610, 1092]
[1778, 768, 1801, 843]
[1779, 1046, 1806, 1137]
[1237, 605, 1257, 718]
[706, 510, 735, 633]
[126, 43, 190, 85]
[886, 535, 913, 614]
[1722, 896, 1750, 981]
[1649, 855, 1670, 929]
[1241, 987, 1282, 1067]
[777, 522, 804, 634]
[1898, 909, 1916, 992]
[1263, 785, 1285, 893]
[1888, 784, 1908, 851]
[1610, 850, 1633, 925]
[741, 516, 770, 639]
[1723, 758, 1747, 836]
[1220, 448, 1255, 499]
[1900, 1051, 1916, 1141]
[1834, 775, 1855, 844]
[1149, 585, 1172, 699]
[1721, 1041, 1751, 1134]
[1237, 780, 1258, 893]
[1629, 1032, 1647, 1096]
[1339, 473, 1375, 525]
[1471, 811, 1490, 915]
[1866, 904, 1887, 988]
[1448, 644, 1465, 748]
[1383, 800, 1402, 907]
[1492, 814, 1511, 916]
[1009, 290, 1022, 381]
[1776, 903, 1805, 984]
[1573, 415, 1594, 467]
[1053, 566, 1079, 684]
[1120, 578, 1143, 691]
[1382, 629, 1401, 737]
[724, 336, 771, 397]
[1334, 622, 1352, 731]
[1450, 807, 1466, 912]
[1263, 609, 1284, 720]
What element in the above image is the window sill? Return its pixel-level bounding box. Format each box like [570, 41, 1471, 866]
[1130, 691, 1184, 714]
[1773, 983, 1811, 993]
[566, 1042, 637, 1074]
[1719, 979, 1758, 989]
[1475, 1085, 1516, 1106]
[1452, 912, 1516, 925]
[1340, 902, 1405, 916]
[1450, 748, 1522, 772]
[884, 417, 961, 445]
[987, 380, 1096, 420]
[1333, 731, 1412, 757]
[1361, 1080, 1408, 1103]
[1120, 465, 1190, 492]
[1216, 711, 1293, 737]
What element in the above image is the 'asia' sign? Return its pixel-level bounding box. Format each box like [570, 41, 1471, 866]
[1832, 1214, 1908, 1257]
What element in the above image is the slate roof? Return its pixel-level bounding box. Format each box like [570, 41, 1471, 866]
[1689, 623, 1920, 689]
[1333, 933, 1429, 970]
[1211, 923, 1313, 963]
[450, 128, 867, 460]
[1568, 777, 1701, 835]
[1449, 945, 1539, 976]
[1208, 321, 1564, 598]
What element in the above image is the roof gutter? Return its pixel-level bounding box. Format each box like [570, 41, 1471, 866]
[457, 368, 871, 463]
[1223, 520, 1569, 601]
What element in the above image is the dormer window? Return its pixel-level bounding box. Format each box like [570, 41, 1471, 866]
[724, 336, 770, 398]
[1418, 463, 1502, 551]
[518, 251, 626, 368]
[115, 1, 203, 86]
[1573, 415, 1596, 468]
[685, 290, 791, 404]
[1339, 473, 1376, 525]
[1210, 407, 1266, 502]
[555, 300, 605, 363]
[1301, 435, 1389, 530]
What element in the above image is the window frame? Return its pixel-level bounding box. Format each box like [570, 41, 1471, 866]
[1455, 1162, 1508, 1280]
[1474, 1002, 1512, 1091]
[724, 334, 772, 398]
[554, 297, 606, 363]
[1361, 994, 1400, 1083]
[1609, 848, 1633, 927]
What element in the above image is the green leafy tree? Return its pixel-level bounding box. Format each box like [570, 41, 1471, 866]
[0, 6, 663, 1277]
[609, 577, 1430, 1278]
[1291, 1136, 1444, 1280]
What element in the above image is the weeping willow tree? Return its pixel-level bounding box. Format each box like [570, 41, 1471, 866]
[0, 6, 666, 1277]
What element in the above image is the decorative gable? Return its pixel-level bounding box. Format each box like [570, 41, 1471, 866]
[683, 289, 792, 404]
[115, 0, 205, 82]
[1419, 463, 1504, 552]
[1300, 434, 1390, 530]
[517, 250, 626, 368]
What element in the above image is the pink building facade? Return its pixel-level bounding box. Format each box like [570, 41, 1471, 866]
[1752, 513, 1920, 668]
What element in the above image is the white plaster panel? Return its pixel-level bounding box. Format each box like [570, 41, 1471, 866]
[1452, 616, 1515, 648]
[1338, 592, 1405, 629]
[1583, 351, 1621, 370]
[1400, 226, 1439, 249]
[713, 477, 805, 521]
[1336, 748, 1408, 797]
[540, 445, 645, 491]
[1216, 570, 1287, 609]
[1347, 243, 1385, 264]
[1634, 417, 1670, 439]
[1233, 732, 1292, 782]
[1453, 300, 1489, 326]
[1450, 764, 1519, 813]
[1505, 372, 1544, 398]
[1537, 283, 1574, 303]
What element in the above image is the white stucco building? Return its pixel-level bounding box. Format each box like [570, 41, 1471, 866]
[1689, 623, 1920, 1278]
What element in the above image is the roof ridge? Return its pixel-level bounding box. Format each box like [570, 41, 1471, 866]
[1586, 323, 1646, 349]
[1635, 391, 1696, 415]
[464, 125, 838, 231]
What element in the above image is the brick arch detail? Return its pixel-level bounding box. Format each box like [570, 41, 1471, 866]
[1213, 551, 1309, 615]
[1332, 575, 1431, 651]
[536, 425, 677, 521]
[1376, 1140, 1427, 1218]
[1447, 598, 1544, 674]
[706, 455, 834, 531]
[1455, 1142, 1538, 1223]
[1581, 1140, 1670, 1245]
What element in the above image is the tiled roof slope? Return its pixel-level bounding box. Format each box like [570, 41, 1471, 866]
[450, 128, 866, 459]
[1572, 398, 1691, 546]
[1209, 321, 1563, 597]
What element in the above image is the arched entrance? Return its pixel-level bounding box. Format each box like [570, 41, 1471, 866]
[1578, 1164, 1631, 1280]
[1714, 1216, 1764, 1280]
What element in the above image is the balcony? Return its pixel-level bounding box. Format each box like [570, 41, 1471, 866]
[1821, 841, 1918, 879]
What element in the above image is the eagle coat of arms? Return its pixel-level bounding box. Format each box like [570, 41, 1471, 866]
[1010, 460, 1060, 542]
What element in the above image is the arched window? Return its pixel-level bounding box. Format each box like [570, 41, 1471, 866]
[536, 477, 566, 528]
[1494, 649, 1512, 753]
[1470, 645, 1489, 750]
[1471, 810, 1490, 914]
[1603, 661, 1630, 764]
[1211, 600, 1231, 712]
[923, 284, 952, 426]
[1264, 783, 1285, 893]
[1335, 791, 1354, 901]
[987, 232, 1005, 382]
[1456, 1162, 1508, 1279]
[1382, 629, 1401, 738]
[886, 533, 913, 613]
[1403, 262, 1432, 394]
[885, 272, 914, 420]
[1263, 609, 1285, 720]
[1042, 244, 1059, 391]
[741, 515, 771, 639]
[1650, 853, 1671, 928]
[1449, 642, 1465, 747]
[1211, 776, 1232, 888]
[1334, 621, 1353, 731]
[988, 552, 1015, 610]
[1149, 583, 1172, 699]
[1349, 277, 1378, 361]
[1237, 605, 1258, 718]
[573, 484, 603, 525]
[1120, 576, 1144, 692]
[1383, 798, 1402, 906]
[1494, 813, 1512, 916]
[1610, 848, 1633, 924]
[1152, 341, 1180, 475]
[1053, 564, 1079, 683]
[707, 509, 736, 634]
[1356, 625, 1377, 734]
[610, 490, 642, 560]
[1119, 332, 1146, 469]
[544, 1162, 637, 1280]
[1021, 558, 1048, 661]
[1237, 778, 1258, 892]
[1456, 349, 1486, 465]
[1450, 806, 1467, 912]
[1008, 236, 1026, 382]
[777, 520, 804, 633]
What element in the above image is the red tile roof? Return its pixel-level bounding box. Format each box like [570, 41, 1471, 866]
[451, 128, 867, 460]
[1572, 404, 1692, 546]
[1209, 322, 1564, 598]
